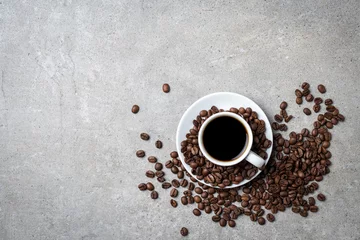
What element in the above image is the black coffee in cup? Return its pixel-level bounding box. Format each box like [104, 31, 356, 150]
[202, 116, 248, 161]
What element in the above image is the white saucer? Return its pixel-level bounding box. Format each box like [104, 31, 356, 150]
[175, 92, 273, 188]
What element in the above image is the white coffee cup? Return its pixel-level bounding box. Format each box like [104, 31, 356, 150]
[198, 112, 265, 168]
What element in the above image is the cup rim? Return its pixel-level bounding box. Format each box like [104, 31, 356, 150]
[198, 112, 253, 167]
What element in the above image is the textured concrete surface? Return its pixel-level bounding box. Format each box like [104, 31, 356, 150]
[1, 1, 360, 239]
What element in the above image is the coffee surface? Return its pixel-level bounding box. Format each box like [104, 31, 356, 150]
[203, 116, 247, 161]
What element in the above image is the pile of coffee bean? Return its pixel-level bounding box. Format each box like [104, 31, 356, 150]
[135, 82, 345, 235]
[180, 106, 272, 188]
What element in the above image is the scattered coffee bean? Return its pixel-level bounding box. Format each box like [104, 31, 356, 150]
[165, 160, 173, 168]
[146, 182, 154, 191]
[280, 101, 288, 110]
[279, 124, 288, 131]
[301, 82, 310, 89]
[228, 220, 236, 227]
[180, 179, 188, 187]
[145, 170, 155, 178]
[180, 227, 188, 236]
[266, 213, 275, 222]
[212, 215, 221, 222]
[219, 218, 227, 227]
[170, 151, 178, 158]
[274, 114, 283, 123]
[131, 105, 139, 114]
[162, 182, 171, 189]
[155, 140, 163, 149]
[313, 104, 321, 113]
[150, 191, 158, 199]
[300, 210, 308, 217]
[155, 163, 163, 171]
[305, 94, 314, 102]
[258, 217, 266, 225]
[272, 122, 279, 130]
[172, 179, 180, 188]
[136, 150, 145, 158]
[317, 193, 326, 201]
[140, 133, 150, 140]
[170, 188, 178, 198]
[155, 171, 165, 178]
[193, 209, 201, 216]
[296, 97, 303, 105]
[170, 199, 178, 208]
[138, 183, 147, 191]
[295, 89, 303, 97]
[314, 97, 323, 105]
[147, 156, 157, 163]
[285, 115, 293, 123]
[157, 177, 165, 183]
[325, 98, 333, 105]
[302, 88, 310, 96]
[162, 83, 170, 93]
[171, 166, 179, 174]
[318, 84, 326, 93]
[303, 108, 311, 115]
[181, 196, 188, 205]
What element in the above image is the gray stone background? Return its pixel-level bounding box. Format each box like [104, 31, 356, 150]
[1, 0, 359, 239]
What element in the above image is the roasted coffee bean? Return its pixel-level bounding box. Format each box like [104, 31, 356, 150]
[171, 166, 179, 174]
[228, 220, 236, 227]
[177, 171, 184, 179]
[148, 156, 157, 163]
[274, 114, 283, 123]
[165, 160, 173, 168]
[170, 188, 178, 197]
[306, 94, 314, 102]
[155, 140, 163, 149]
[314, 97, 323, 105]
[302, 88, 310, 96]
[279, 124, 288, 131]
[272, 122, 279, 130]
[258, 217, 266, 225]
[180, 227, 188, 236]
[170, 151, 178, 158]
[150, 191, 158, 199]
[292, 207, 300, 213]
[317, 193, 326, 201]
[280, 101, 288, 110]
[313, 104, 321, 113]
[172, 179, 180, 188]
[188, 183, 195, 191]
[162, 83, 170, 93]
[146, 170, 155, 178]
[303, 108, 311, 115]
[300, 210, 308, 217]
[140, 133, 150, 140]
[325, 99, 333, 105]
[170, 199, 178, 208]
[146, 182, 154, 191]
[138, 183, 147, 191]
[318, 84, 326, 93]
[302, 82, 310, 89]
[212, 215, 221, 222]
[219, 218, 227, 227]
[295, 89, 303, 97]
[296, 97, 303, 105]
[136, 150, 145, 158]
[285, 115, 293, 123]
[266, 213, 275, 222]
[155, 171, 164, 178]
[157, 177, 165, 183]
[131, 105, 139, 113]
[180, 179, 188, 187]
[181, 196, 188, 205]
[193, 208, 201, 216]
[162, 182, 171, 189]
[155, 163, 163, 171]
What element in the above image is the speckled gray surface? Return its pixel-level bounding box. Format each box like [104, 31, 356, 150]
[1, 1, 360, 239]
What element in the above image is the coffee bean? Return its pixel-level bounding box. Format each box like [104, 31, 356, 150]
[285, 115, 293, 123]
[170, 151, 178, 158]
[318, 84, 326, 93]
[314, 97, 323, 105]
[180, 179, 188, 187]
[162, 83, 170, 93]
[300, 210, 308, 217]
[155, 140, 163, 149]
[170, 188, 178, 197]
[281, 109, 288, 118]
[131, 105, 139, 113]
[266, 213, 275, 222]
[157, 177, 165, 183]
[219, 218, 227, 227]
[188, 183, 195, 191]
[271, 122, 279, 130]
[279, 124, 288, 131]
[148, 156, 157, 163]
[138, 183, 147, 191]
[193, 208, 201, 216]
[171, 166, 179, 174]
[146, 182, 154, 191]
[150, 191, 158, 199]
[181, 196, 188, 205]
[303, 108, 311, 115]
[136, 150, 145, 158]
[140, 133, 150, 140]
[228, 220, 236, 227]
[169, 199, 178, 208]
[180, 227, 188, 236]
[295, 89, 303, 97]
[172, 179, 180, 188]
[154, 163, 163, 171]
[162, 182, 171, 189]
[212, 215, 221, 222]
[274, 114, 283, 123]
[145, 170, 155, 178]
[155, 171, 164, 178]
[280, 101, 288, 110]
[313, 104, 321, 113]
[165, 160, 173, 168]
[177, 171, 184, 179]
[325, 99, 333, 105]
[301, 82, 310, 89]
[317, 193, 326, 201]
[296, 97, 303, 105]
[305, 94, 314, 102]
[258, 217, 266, 225]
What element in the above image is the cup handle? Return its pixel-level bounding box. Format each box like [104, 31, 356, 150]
[246, 151, 265, 168]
